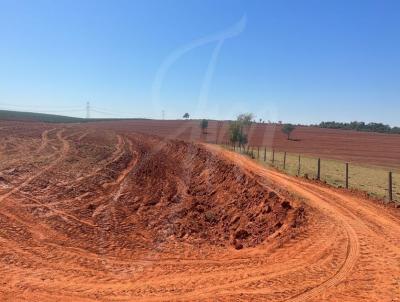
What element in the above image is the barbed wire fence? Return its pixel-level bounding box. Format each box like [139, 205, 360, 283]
[220, 142, 399, 205]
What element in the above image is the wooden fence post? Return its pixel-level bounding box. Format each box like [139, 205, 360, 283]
[257, 147, 260, 159]
[264, 147, 267, 161]
[317, 158, 321, 180]
[388, 171, 393, 202]
[297, 155, 301, 176]
[272, 149, 275, 164]
[283, 152, 287, 169]
[345, 163, 349, 189]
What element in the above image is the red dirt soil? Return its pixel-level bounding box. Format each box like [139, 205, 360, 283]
[0, 120, 399, 301]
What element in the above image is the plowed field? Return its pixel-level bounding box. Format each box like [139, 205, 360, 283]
[77, 119, 400, 169]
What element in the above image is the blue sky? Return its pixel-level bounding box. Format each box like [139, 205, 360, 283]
[1, 0, 400, 125]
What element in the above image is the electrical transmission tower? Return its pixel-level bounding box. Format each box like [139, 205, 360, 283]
[86, 102, 90, 119]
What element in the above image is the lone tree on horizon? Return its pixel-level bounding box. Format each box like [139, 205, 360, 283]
[282, 123, 296, 140]
[237, 113, 254, 126]
[183, 113, 190, 119]
[200, 119, 208, 134]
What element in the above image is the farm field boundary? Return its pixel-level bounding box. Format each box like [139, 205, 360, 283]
[221, 143, 400, 204]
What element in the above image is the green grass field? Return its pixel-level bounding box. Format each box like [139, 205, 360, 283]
[0, 110, 86, 123]
[228, 145, 400, 203]
[0, 110, 150, 123]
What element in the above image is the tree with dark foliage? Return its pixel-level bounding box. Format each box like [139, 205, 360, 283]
[318, 121, 400, 134]
[282, 123, 296, 140]
[200, 119, 208, 134]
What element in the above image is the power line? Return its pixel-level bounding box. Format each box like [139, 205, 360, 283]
[91, 106, 138, 117]
[0, 103, 83, 111]
[0, 102, 142, 119]
[91, 109, 126, 117]
[1, 109, 85, 114]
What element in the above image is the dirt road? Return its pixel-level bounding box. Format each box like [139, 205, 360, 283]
[206, 145, 400, 301]
[0, 122, 399, 301]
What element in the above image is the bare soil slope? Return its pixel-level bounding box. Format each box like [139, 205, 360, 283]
[0, 121, 304, 301]
[0, 121, 399, 301]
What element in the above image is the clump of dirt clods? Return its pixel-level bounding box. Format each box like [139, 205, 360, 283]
[118, 135, 305, 250]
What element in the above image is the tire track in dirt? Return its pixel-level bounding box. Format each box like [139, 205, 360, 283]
[77, 131, 90, 141]
[17, 193, 97, 227]
[102, 138, 138, 189]
[281, 188, 360, 302]
[0, 129, 69, 205]
[0, 130, 73, 246]
[71, 133, 125, 186]
[36, 128, 56, 154]
[19, 133, 125, 210]
[3, 133, 135, 239]
[301, 183, 400, 253]
[91, 136, 138, 220]
[248, 169, 361, 302]
[133, 190, 354, 301]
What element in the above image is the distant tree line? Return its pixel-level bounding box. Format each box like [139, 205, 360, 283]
[317, 121, 400, 134]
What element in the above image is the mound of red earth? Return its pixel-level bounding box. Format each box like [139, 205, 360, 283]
[105, 134, 305, 250]
[0, 122, 304, 258]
